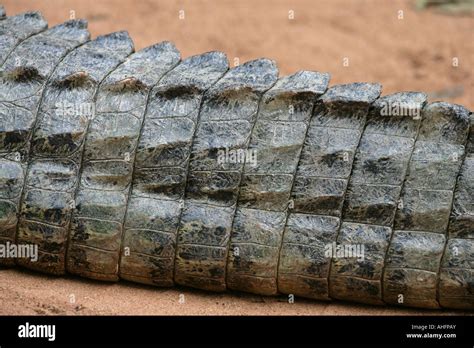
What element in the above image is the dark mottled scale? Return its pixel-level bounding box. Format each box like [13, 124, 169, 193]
[174, 59, 278, 291]
[120, 52, 228, 286]
[16, 32, 134, 274]
[329, 92, 426, 305]
[278, 83, 381, 300]
[329, 222, 391, 304]
[278, 213, 340, 299]
[66, 42, 181, 281]
[447, 115, 474, 239]
[343, 93, 427, 224]
[0, 12, 47, 64]
[0, 20, 89, 158]
[175, 203, 234, 290]
[384, 102, 471, 308]
[384, 231, 446, 308]
[0, 20, 90, 266]
[0, 20, 90, 157]
[225, 71, 330, 295]
[439, 114, 473, 309]
[438, 239, 474, 309]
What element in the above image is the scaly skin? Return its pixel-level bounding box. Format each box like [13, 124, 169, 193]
[0, 8, 472, 310]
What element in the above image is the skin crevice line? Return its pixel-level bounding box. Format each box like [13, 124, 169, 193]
[119, 50, 228, 287]
[14, 30, 134, 274]
[227, 70, 330, 296]
[174, 58, 279, 292]
[0, 9, 472, 310]
[0, 11, 48, 65]
[332, 92, 428, 306]
[0, 18, 90, 266]
[66, 41, 181, 281]
[438, 113, 473, 309]
[384, 102, 471, 308]
[277, 82, 382, 301]
[377, 93, 429, 306]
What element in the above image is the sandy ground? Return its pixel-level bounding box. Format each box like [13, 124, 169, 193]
[0, 0, 473, 315]
[0, 268, 469, 315]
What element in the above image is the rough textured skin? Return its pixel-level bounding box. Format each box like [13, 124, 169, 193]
[120, 50, 228, 286]
[331, 92, 427, 305]
[0, 19, 90, 267]
[227, 71, 330, 295]
[0, 12, 47, 65]
[384, 102, 471, 308]
[0, 9, 472, 310]
[278, 83, 381, 301]
[438, 114, 474, 309]
[67, 42, 181, 281]
[16, 31, 134, 274]
[174, 59, 279, 292]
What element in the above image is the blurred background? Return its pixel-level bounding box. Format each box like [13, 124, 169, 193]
[3, 0, 473, 107]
